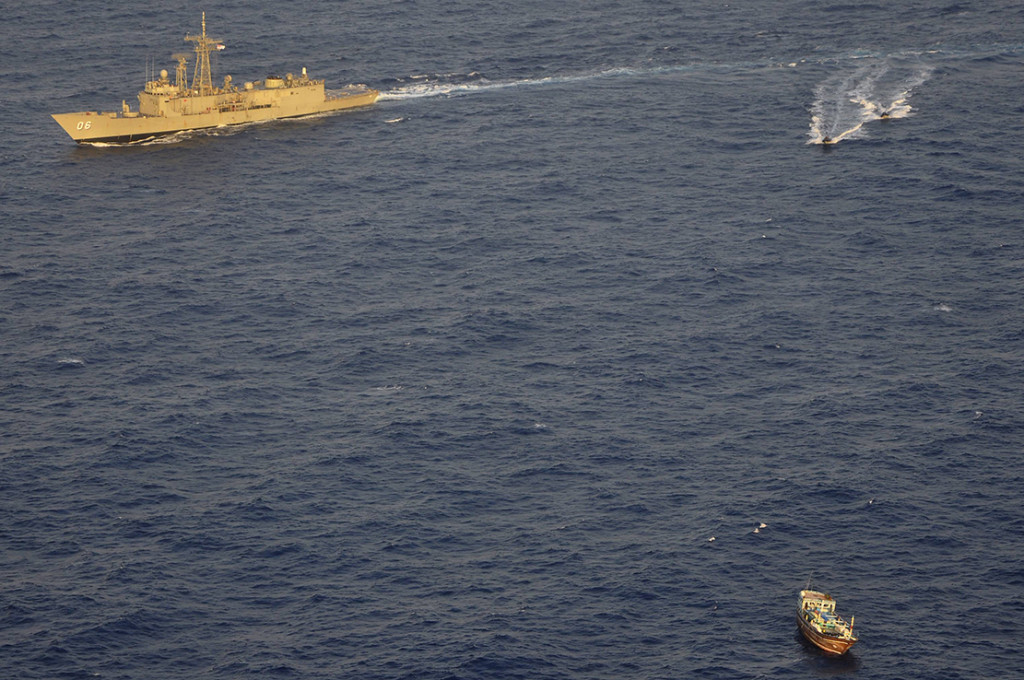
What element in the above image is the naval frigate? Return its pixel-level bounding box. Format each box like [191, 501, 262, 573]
[52, 14, 378, 144]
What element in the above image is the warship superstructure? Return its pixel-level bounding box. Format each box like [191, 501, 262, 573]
[52, 14, 378, 144]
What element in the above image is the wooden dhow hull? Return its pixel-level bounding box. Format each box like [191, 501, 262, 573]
[53, 86, 378, 144]
[796, 612, 858, 655]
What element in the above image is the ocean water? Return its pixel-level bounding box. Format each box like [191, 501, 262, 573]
[2, 1, 1024, 678]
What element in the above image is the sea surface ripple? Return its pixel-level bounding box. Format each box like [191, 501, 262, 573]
[2, 1, 1024, 678]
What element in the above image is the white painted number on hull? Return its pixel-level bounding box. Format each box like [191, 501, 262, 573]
[76, 121, 92, 130]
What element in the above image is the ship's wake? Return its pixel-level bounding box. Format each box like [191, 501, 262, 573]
[82, 126, 248, 148]
[79, 51, 945, 148]
[81, 114, 340, 148]
[377, 68, 646, 101]
[809, 60, 932, 145]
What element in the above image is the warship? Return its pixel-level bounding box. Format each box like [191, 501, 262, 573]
[52, 14, 378, 144]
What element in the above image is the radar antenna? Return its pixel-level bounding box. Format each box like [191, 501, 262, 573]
[184, 12, 222, 95]
[171, 53, 190, 91]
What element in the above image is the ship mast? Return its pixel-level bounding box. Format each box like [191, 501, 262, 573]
[172, 53, 190, 92]
[184, 12, 221, 95]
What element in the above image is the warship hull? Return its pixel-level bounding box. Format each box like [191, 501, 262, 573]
[52, 14, 378, 144]
[53, 86, 378, 144]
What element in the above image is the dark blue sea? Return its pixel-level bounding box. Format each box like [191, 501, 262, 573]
[3, 1, 1024, 678]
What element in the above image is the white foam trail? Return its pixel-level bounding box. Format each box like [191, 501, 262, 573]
[808, 60, 932, 144]
[82, 115, 321, 147]
[810, 115, 866, 145]
[378, 66, 666, 101]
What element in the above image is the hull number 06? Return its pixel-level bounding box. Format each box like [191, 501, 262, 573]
[76, 121, 93, 130]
